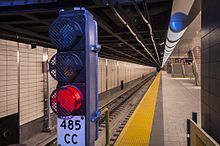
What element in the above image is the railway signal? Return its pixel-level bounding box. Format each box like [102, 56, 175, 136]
[48, 8, 100, 146]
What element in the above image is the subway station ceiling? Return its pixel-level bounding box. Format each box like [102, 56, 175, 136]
[0, 0, 172, 67]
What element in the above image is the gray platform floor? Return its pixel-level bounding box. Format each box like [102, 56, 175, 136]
[150, 71, 201, 146]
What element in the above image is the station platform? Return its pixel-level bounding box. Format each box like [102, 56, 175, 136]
[114, 71, 201, 146]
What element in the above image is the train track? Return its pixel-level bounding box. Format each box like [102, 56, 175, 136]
[98, 73, 155, 123]
[96, 73, 155, 146]
[46, 73, 156, 146]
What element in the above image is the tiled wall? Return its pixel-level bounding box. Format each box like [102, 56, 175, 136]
[0, 40, 18, 118]
[0, 38, 154, 126]
[98, 58, 107, 93]
[0, 39, 57, 125]
[19, 43, 44, 125]
[98, 57, 154, 93]
[201, 0, 220, 143]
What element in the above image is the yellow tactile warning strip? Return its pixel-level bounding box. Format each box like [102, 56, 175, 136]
[114, 72, 161, 146]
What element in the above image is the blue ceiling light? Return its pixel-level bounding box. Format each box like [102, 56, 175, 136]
[170, 12, 187, 32]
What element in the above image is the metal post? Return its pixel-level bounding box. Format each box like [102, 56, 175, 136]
[187, 119, 190, 146]
[42, 47, 51, 132]
[191, 50, 200, 86]
[16, 40, 20, 143]
[105, 108, 110, 146]
[106, 59, 108, 91]
[121, 80, 124, 90]
[182, 64, 185, 77]
[192, 112, 197, 123]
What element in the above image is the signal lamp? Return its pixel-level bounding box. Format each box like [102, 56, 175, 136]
[50, 85, 83, 117]
[49, 52, 82, 83]
[49, 18, 82, 50]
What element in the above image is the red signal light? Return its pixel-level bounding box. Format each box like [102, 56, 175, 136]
[50, 85, 83, 117]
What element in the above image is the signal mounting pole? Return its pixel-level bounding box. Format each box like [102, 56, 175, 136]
[48, 8, 100, 146]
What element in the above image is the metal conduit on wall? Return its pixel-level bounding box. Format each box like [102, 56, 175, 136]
[133, 3, 161, 64]
[110, 6, 159, 66]
[17, 41, 20, 143]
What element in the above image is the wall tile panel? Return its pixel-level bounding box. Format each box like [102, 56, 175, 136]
[202, 1, 220, 143]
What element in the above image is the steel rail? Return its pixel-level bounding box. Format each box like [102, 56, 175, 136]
[45, 73, 156, 146]
[98, 72, 155, 112]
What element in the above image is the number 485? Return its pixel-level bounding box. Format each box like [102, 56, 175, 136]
[60, 120, 81, 130]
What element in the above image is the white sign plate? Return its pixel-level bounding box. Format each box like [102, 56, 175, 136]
[57, 116, 85, 146]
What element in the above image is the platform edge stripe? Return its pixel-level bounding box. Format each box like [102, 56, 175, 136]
[114, 72, 161, 146]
